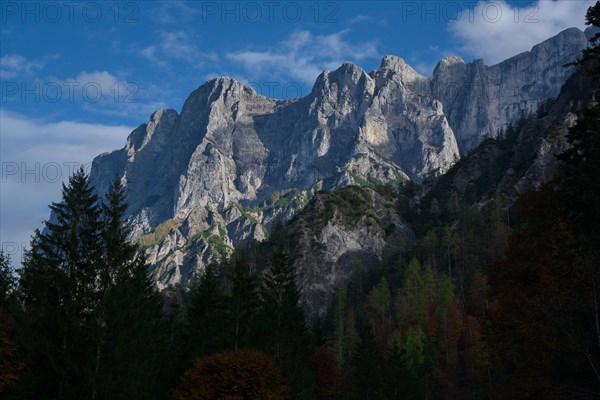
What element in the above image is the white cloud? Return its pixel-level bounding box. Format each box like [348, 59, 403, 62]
[53, 70, 164, 119]
[139, 30, 218, 69]
[347, 14, 376, 25]
[449, 0, 594, 64]
[140, 45, 157, 61]
[0, 110, 134, 267]
[226, 29, 379, 85]
[0, 54, 45, 79]
[148, 1, 202, 25]
[1, 56, 160, 120]
[67, 70, 129, 101]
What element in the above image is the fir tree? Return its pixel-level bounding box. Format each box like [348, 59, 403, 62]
[17, 173, 170, 399]
[186, 264, 227, 362]
[258, 246, 312, 399]
[95, 178, 170, 400]
[0, 251, 16, 312]
[226, 253, 258, 350]
[18, 167, 103, 399]
[350, 324, 383, 400]
[259, 246, 307, 360]
[0, 251, 20, 397]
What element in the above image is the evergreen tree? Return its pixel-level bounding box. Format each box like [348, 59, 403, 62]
[0, 251, 20, 397]
[95, 178, 170, 400]
[17, 173, 170, 399]
[384, 331, 421, 400]
[572, 2, 600, 76]
[258, 246, 312, 399]
[558, 90, 600, 244]
[18, 167, 103, 399]
[366, 277, 391, 350]
[226, 253, 258, 350]
[100, 178, 137, 285]
[259, 246, 307, 360]
[99, 256, 169, 400]
[0, 251, 16, 311]
[186, 264, 227, 362]
[350, 324, 383, 400]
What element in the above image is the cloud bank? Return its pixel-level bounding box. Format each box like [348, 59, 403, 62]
[0, 110, 133, 266]
[226, 29, 379, 85]
[450, 0, 594, 64]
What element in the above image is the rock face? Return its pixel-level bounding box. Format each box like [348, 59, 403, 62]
[433, 27, 589, 152]
[286, 187, 415, 318]
[422, 62, 597, 210]
[87, 27, 591, 289]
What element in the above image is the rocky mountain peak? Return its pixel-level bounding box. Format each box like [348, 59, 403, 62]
[336, 61, 364, 74]
[310, 62, 375, 116]
[433, 55, 466, 74]
[379, 55, 407, 68]
[314, 62, 372, 92]
[431, 27, 590, 152]
[373, 55, 423, 84]
[529, 26, 587, 61]
[186, 76, 263, 106]
[441, 55, 465, 66]
[125, 108, 179, 156]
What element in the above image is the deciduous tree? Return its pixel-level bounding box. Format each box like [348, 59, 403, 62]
[172, 349, 289, 400]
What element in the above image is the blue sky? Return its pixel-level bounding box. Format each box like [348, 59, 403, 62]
[0, 0, 594, 265]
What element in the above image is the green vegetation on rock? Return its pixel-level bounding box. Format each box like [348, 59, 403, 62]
[139, 218, 183, 248]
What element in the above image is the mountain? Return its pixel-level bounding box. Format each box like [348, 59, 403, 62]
[433, 27, 589, 151]
[243, 60, 598, 320]
[86, 27, 592, 289]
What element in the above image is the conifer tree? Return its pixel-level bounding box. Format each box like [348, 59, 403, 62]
[226, 253, 258, 350]
[350, 324, 382, 400]
[17, 173, 170, 399]
[19, 167, 103, 399]
[0, 251, 20, 396]
[186, 264, 226, 361]
[95, 178, 170, 400]
[259, 246, 307, 360]
[0, 251, 16, 311]
[258, 246, 313, 398]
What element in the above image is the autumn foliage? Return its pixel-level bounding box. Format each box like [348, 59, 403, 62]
[172, 349, 290, 400]
[0, 313, 20, 394]
[310, 347, 343, 399]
